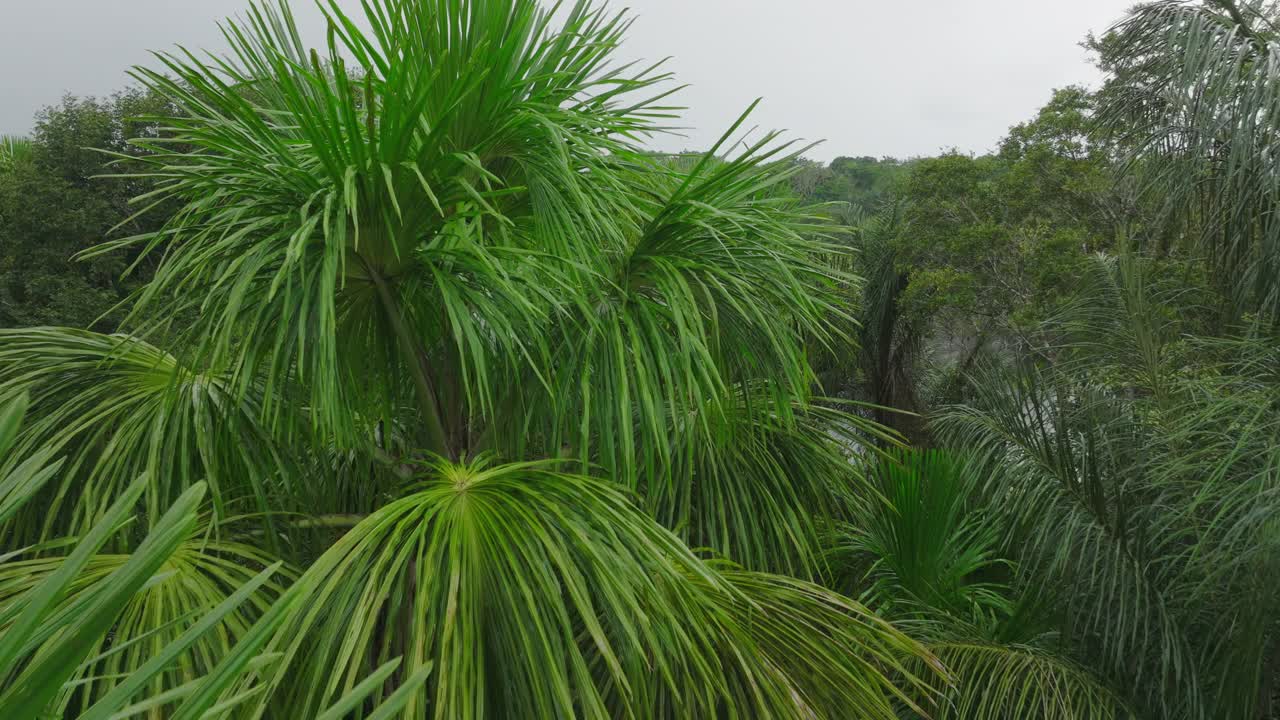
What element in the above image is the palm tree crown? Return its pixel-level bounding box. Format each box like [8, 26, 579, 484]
[0, 0, 939, 716]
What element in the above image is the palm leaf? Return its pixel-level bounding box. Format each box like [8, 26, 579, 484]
[1099, 0, 1280, 323]
[231, 457, 935, 719]
[0, 328, 291, 545]
[96, 0, 674, 454]
[0, 135, 32, 172]
[923, 642, 1130, 719]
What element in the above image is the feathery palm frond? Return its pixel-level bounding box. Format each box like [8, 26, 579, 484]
[648, 396, 877, 576]
[922, 642, 1131, 720]
[933, 250, 1280, 719]
[530, 133, 851, 487]
[934, 360, 1205, 717]
[827, 446, 1133, 719]
[831, 449, 1009, 617]
[0, 394, 440, 719]
[0, 394, 61, 526]
[1099, 0, 1280, 323]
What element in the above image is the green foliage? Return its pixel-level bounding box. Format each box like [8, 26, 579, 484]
[921, 643, 1131, 720]
[833, 450, 1008, 617]
[0, 328, 290, 546]
[0, 0, 945, 716]
[0, 393, 61, 524]
[0, 91, 176, 331]
[893, 89, 1115, 331]
[811, 86, 1132, 441]
[1, 0, 1277, 717]
[238, 457, 930, 718]
[1, 531, 291, 715]
[934, 257, 1280, 719]
[0, 136, 32, 172]
[1097, 0, 1280, 324]
[830, 448, 1133, 719]
[791, 155, 913, 212]
[849, 205, 930, 439]
[0, 394, 280, 719]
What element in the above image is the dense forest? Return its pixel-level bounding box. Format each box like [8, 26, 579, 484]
[1, 0, 1277, 718]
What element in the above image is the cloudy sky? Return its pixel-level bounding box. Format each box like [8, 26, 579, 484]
[0, 0, 1133, 161]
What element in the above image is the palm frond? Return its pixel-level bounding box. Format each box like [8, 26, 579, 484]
[934, 359, 1206, 717]
[97, 0, 674, 453]
[0, 135, 33, 172]
[0, 394, 62, 526]
[232, 457, 935, 719]
[526, 135, 852, 486]
[831, 449, 1011, 618]
[1099, 0, 1280, 322]
[923, 642, 1130, 720]
[649, 397, 875, 576]
[0, 328, 291, 545]
[0, 525, 292, 715]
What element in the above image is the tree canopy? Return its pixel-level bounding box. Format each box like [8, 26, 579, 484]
[1, 0, 1278, 718]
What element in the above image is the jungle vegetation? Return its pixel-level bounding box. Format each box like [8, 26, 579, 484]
[0, 0, 1278, 718]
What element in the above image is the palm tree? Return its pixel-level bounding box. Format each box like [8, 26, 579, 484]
[934, 255, 1280, 719]
[0, 0, 938, 716]
[830, 448, 1131, 719]
[1098, 0, 1280, 325]
[850, 205, 932, 443]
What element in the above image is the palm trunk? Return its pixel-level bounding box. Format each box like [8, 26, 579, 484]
[365, 262, 454, 460]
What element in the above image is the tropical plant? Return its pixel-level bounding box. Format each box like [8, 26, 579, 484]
[1098, 0, 1280, 324]
[0, 461, 269, 719]
[0, 0, 944, 716]
[8, 0, 1278, 716]
[0, 393, 437, 719]
[850, 206, 930, 441]
[832, 450, 1008, 617]
[933, 255, 1280, 719]
[831, 449, 1131, 719]
[0, 136, 32, 172]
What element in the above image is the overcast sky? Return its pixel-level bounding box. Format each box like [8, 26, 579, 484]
[0, 0, 1134, 161]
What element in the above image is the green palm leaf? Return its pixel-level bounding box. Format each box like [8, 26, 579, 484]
[0, 394, 63, 526]
[831, 449, 1010, 616]
[232, 457, 934, 719]
[923, 642, 1130, 719]
[0, 135, 32, 172]
[0, 529, 292, 715]
[0, 328, 291, 545]
[93, 0, 672, 455]
[1099, 0, 1280, 323]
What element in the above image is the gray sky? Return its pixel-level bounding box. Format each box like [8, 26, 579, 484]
[0, 0, 1133, 161]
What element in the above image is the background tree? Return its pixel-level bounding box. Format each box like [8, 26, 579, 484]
[0, 90, 175, 330]
[792, 154, 913, 212]
[1096, 0, 1280, 324]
